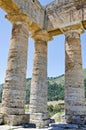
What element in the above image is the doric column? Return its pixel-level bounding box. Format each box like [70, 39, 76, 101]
[29, 31, 52, 127]
[65, 30, 86, 124]
[1, 21, 29, 125]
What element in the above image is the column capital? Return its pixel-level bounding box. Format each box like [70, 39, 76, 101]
[61, 22, 84, 37]
[5, 14, 30, 39]
[5, 13, 30, 27]
[31, 30, 53, 42]
[65, 31, 80, 39]
[11, 22, 29, 38]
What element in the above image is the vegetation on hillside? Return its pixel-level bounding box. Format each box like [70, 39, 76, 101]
[48, 82, 64, 101]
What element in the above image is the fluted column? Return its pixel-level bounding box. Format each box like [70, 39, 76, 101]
[65, 31, 86, 124]
[1, 22, 29, 125]
[29, 31, 52, 127]
[30, 40, 48, 113]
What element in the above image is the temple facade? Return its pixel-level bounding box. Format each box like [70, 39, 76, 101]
[0, 0, 86, 128]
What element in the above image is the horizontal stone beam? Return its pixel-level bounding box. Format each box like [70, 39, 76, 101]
[0, 0, 45, 32]
[0, 0, 19, 13]
[46, 0, 86, 12]
[46, 0, 86, 34]
[12, 0, 45, 29]
[1, 0, 86, 37]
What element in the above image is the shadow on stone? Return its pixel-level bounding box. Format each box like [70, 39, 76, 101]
[22, 123, 36, 128]
[50, 119, 55, 124]
[49, 123, 79, 130]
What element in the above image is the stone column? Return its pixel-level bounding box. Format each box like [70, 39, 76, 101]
[1, 22, 29, 125]
[29, 31, 52, 127]
[65, 31, 86, 124]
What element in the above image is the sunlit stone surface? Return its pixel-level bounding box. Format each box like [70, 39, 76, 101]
[0, 0, 86, 128]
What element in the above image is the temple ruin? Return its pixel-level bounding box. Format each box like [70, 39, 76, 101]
[0, 0, 86, 128]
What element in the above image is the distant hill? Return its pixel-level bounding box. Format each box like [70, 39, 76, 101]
[0, 68, 86, 103]
[48, 74, 64, 85]
[48, 68, 86, 85]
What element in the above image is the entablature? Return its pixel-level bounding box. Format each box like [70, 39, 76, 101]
[46, 0, 86, 36]
[0, 0, 45, 33]
[0, 0, 86, 37]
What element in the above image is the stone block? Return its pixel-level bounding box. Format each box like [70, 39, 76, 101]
[64, 114, 72, 123]
[30, 112, 50, 128]
[4, 114, 29, 126]
[72, 115, 86, 125]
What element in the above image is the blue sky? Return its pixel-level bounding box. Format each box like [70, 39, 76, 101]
[0, 0, 86, 84]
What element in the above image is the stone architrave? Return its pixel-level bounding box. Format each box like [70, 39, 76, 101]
[65, 30, 86, 124]
[1, 22, 29, 125]
[29, 31, 52, 128]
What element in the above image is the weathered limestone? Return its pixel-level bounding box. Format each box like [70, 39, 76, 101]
[1, 22, 29, 125]
[65, 30, 86, 124]
[1, 0, 86, 128]
[12, 0, 45, 29]
[29, 31, 51, 128]
[46, 0, 86, 36]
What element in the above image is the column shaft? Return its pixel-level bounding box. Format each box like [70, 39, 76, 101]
[1, 22, 28, 116]
[29, 40, 49, 127]
[65, 31, 86, 123]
